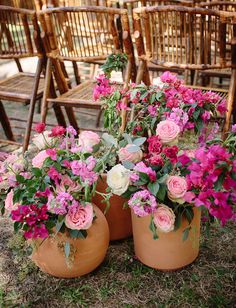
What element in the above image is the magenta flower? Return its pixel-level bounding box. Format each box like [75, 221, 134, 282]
[34, 122, 45, 134]
[46, 148, 57, 161]
[49, 126, 66, 137]
[128, 189, 158, 217]
[48, 167, 61, 183]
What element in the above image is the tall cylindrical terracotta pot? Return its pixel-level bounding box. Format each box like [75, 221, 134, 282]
[92, 174, 132, 241]
[31, 205, 109, 278]
[131, 207, 201, 271]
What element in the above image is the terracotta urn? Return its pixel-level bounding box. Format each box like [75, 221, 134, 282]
[92, 174, 132, 241]
[131, 207, 201, 271]
[31, 205, 109, 278]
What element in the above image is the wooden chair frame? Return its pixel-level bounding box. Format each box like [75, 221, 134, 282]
[133, 5, 236, 133]
[38, 6, 136, 131]
[0, 5, 46, 151]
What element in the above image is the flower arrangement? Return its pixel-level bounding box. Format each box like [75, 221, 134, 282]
[105, 120, 236, 239]
[0, 124, 113, 259]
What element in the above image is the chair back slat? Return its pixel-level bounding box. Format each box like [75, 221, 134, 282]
[133, 5, 235, 70]
[0, 6, 42, 58]
[39, 7, 132, 62]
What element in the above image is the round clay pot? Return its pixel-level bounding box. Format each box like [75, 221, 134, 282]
[31, 205, 109, 278]
[92, 175, 132, 241]
[131, 207, 201, 271]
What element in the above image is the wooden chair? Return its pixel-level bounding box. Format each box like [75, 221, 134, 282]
[0, 5, 47, 151]
[38, 6, 136, 130]
[132, 5, 236, 133]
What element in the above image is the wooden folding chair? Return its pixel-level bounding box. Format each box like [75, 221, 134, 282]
[132, 5, 236, 133]
[38, 6, 136, 131]
[0, 6, 47, 151]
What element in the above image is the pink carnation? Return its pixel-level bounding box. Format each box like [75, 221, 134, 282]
[65, 202, 93, 230]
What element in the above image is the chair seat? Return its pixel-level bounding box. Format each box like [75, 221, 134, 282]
[0, 72, 45, 103]
[48, 80, 123, 109]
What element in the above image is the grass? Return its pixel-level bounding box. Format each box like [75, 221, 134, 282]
[0, 216, 235, 308]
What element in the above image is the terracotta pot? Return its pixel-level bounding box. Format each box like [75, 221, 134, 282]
[31, 205, 109, 278]
[92, 175, 132, 241]
[131, 207, 201, 271]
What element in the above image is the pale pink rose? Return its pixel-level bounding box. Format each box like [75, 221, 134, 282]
[56, 175, 82, 193]
[65, 203, 94, 230]
[5, 190, 19, 212]
[118, 144, 143, 163]
[166, 175, 187, 204]
[32, 131, 54, 150]
[32, 150, 49, 168]
[78, 131, 100, 152]
[153, 204, 175, 233]
[156, 120, 180, 145]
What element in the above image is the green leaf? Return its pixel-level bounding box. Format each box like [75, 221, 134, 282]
[182, 226, 191, 241]
[64, 241, 70, 258]
[77, 230, 87, 239]
[123, 160, 135, 170]
[133, 137, 146, 146]
[45, 220, 55, 230]
[139, 172, 150, 183]
[102, 133, 118, 147]
[56, 218, 65, 232]
[185, 207, 194, 224]
[157, 174, 168, 184]
[156, 184, 166, 201]
[14, 221, 22, 232]
[174, 212, 183, 231]
[149, 215, 158, 240]
[148, 182, 160, 196]
[16, 174, 25, 184]
[123, 133, 132, 144]
[32, 168, 42, 177]
[69, 229, 80, 239]
[127, 144, 140, 153]
[193, 109, 201, 120]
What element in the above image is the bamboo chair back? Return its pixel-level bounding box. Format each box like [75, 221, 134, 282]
[0, 6, 43, 59]
[0, 1, 36, 9]
[133, 5, 236, 72]
[199, 1, 236, 12]
[39, 6, 134, 65]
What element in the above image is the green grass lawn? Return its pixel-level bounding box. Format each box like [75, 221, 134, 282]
[0, 217, 235, 308]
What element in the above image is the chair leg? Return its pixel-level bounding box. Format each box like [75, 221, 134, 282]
[96, 109, 103, 128]
[72, 61, 80, 85]
[223, 69, 236, 136]
[0, 100, 15, 141]
[41, 58, 52, 123]
[23, 58, 44, 152]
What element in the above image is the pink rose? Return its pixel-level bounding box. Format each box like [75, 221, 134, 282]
[118, 144, 143, 163]
[65, 203, 94, 230]
[156, 120, 180, 145]
[78, 131, 100, 152]
[166, 175, 187, 204]
[32, 150, 49, 168]
[5, 190, 19, 212]
[153, 204, 175, 233]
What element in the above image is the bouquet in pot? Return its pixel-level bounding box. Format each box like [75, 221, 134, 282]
[105, 120, 236, 239]
[0, 124, 113, 256]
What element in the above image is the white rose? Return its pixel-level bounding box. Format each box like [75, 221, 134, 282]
[107, 164, 130, 196]
[152, 77, 164, 89]
[32, 131, 53, 150]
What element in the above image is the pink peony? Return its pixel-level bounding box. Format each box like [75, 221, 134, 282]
[118, 144, 143, 163]
[5, 190, 19, 212]
[65, 203, 94, 230]
[153, 204, 175, 233]
[156, 120, 180, 145]
[78, 131, 100, 152]
[32, 150, 49, 168]
[166, 175, 188, 204]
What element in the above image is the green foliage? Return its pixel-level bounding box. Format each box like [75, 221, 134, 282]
[101, 53, 128, 77]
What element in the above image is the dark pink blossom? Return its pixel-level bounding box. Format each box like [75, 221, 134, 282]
[34, 122, 45, 133]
